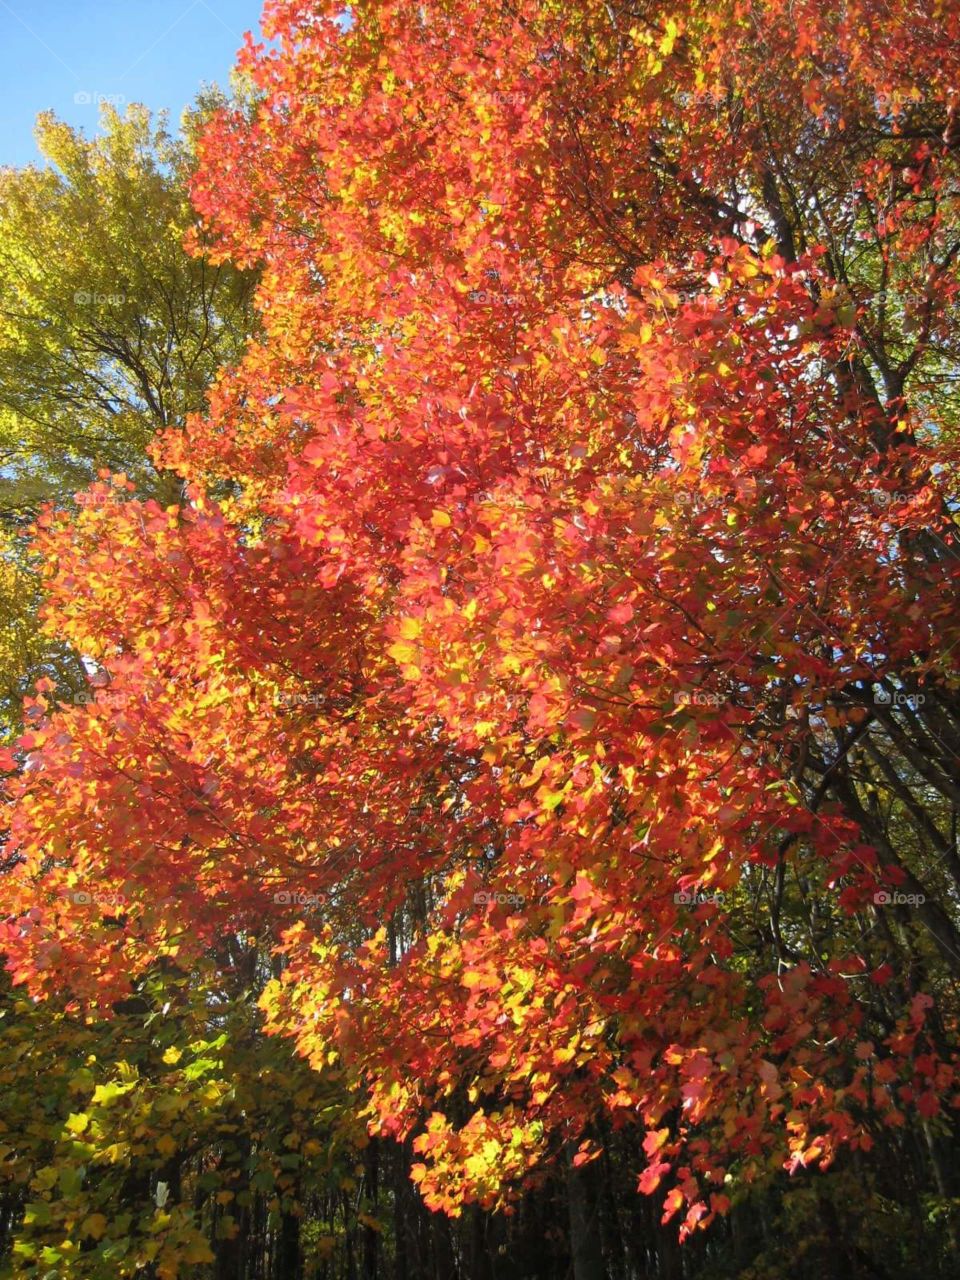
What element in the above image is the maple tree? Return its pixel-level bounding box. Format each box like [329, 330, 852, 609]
[0, 103, 374, 1280]
[3, 0, 960, 1275]
[0, 99, 458, 1280]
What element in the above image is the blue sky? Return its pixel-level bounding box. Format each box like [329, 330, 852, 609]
[0, 0, 265, 167]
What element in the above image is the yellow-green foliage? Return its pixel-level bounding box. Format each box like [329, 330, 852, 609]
[0, 104, 255, 733]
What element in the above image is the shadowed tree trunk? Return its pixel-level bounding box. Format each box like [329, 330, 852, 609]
[565, 1143, 606, 1280]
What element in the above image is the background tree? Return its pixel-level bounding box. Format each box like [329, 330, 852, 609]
[0, 104, 256, 730]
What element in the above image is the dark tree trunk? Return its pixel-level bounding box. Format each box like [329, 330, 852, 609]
[565, 1143, 606, 1280]
[275, 1206, 301, 1280]
[362, 1140, 380, 1280]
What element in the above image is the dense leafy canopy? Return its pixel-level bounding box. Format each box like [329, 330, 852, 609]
[3, 0, 960, 1275]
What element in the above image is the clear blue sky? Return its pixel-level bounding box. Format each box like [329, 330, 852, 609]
[0, 0, 265, 168]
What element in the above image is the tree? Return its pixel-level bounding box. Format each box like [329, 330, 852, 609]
[0, 101, 377, 1280]
[0, 104, 255, 731]
[3, 0, 960, 1275]
[0, 956, 368, 1279]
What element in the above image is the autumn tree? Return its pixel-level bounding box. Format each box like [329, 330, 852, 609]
[4, 0, 960, 1277]
[0, 101, 374, 1280]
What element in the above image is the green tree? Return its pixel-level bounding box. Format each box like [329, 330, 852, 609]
[0, 104, 255, 730]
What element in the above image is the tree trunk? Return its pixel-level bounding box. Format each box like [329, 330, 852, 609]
[565, 1143, 606, 1280]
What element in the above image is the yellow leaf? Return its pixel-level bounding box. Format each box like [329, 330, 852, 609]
[183, 1239, 215, 1265]
[431, 509, 452, 528]
[397, 616, 422, 640]
[387, 641, 417, 665]
[82, 1213, 108, 1240]
[156, 1133, 177, 1158]
[659, 17, 679, 55]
